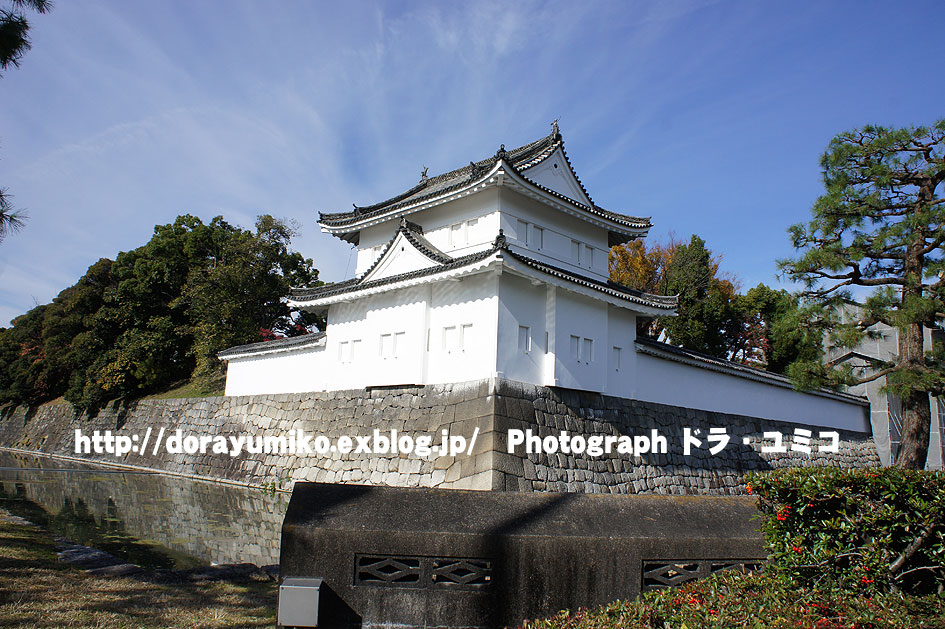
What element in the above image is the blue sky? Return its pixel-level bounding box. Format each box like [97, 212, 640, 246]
[1, 1, 943, 326]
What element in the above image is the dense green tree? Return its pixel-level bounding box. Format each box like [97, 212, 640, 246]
[779, 121, 945, 469]
[730, 284, 821, 374]
[661, 235, 742, 357]
[0, 214, 319, 413]
[183, 215, 321, 381]
[0, 305, 47, 405]
[610, 234, 744, 358]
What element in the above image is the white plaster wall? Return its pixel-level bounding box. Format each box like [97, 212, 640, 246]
[323, 299, 371, 391]
[552, 289, 608, 391]
[353, 195, 500, 276]
[224, 347, 327, 396]
[425, 273, 498, 385]
[497, 188, 610, 280]
[354, 286, 428, 387]
[605, 306, 637, 397]
[496, 273, 547, 385]
[634, 353, 870, 432]
[355, 223, 397, 276]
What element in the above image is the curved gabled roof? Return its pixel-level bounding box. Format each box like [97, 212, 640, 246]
[290, 231, 677, 314]
[318, 124, 651, 244]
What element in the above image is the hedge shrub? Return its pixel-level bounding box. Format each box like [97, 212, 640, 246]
[746, 467, 945, 595]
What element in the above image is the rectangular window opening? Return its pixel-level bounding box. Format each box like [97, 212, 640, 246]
[460, 323, 473, 349]
[518, 326, 531, 353]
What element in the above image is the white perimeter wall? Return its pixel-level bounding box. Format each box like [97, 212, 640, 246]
[226, 273, 871, 435]
[633, 353, 870, 432]
[223, 347, 327, 396]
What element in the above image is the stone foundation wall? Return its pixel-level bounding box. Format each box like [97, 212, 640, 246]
[0, 378, 880, 495]
[488, 380, 880, 494]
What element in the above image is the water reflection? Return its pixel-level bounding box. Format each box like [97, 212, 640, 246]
[0, 451, 288, 568]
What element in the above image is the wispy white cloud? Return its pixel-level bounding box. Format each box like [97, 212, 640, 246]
[1, 0, 943, 326]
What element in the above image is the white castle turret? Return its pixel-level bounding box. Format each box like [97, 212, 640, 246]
[219, 124, 869, 434]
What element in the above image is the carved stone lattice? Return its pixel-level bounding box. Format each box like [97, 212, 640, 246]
[355, 555, 492, 590]
[642, 560, 762, 591]
[356, 556, 421, 586]
[432, 559, 491, 587]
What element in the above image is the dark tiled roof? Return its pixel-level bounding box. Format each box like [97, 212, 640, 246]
[291, 232, 676, 312]
[291, 248, 496, 302]
[503, 250, 677, 310]
[218, 331, 327, 359]
[318, 126, 650, 239]
[634, 337, 868, 404]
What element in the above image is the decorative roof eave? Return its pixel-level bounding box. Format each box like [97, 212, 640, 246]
[497, 163, 651, 239]
[318, 128, 650, 244]
[218, 332, 327, 361]
[289, 250, 502, 309]
[319, 159, 651, 246]
[319, 160, 508, 244]
[500, 248, 676, 315]
[634, 338, 869, 406]
[289, 232, 676, 314]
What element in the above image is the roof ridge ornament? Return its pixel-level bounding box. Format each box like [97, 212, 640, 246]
[419, 166, 429, 183]
[468, 160, 484, 179]
[495, 144, 507, 161]
[493, 229, 508, 249]
[551, 118, 560, 139]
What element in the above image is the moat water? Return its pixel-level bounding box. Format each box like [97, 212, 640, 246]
[0, 451, 288, 569]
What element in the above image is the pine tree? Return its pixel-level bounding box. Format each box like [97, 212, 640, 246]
[780, 121, 945, 469]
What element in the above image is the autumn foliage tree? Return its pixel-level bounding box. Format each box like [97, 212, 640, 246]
[610, 234, 742, 357]
[779, 121, 945, 469]
[610, 236, 817, 373]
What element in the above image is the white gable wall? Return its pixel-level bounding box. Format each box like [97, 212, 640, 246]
[519, 146, 592, 206]
[360, 231, 441, 283]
